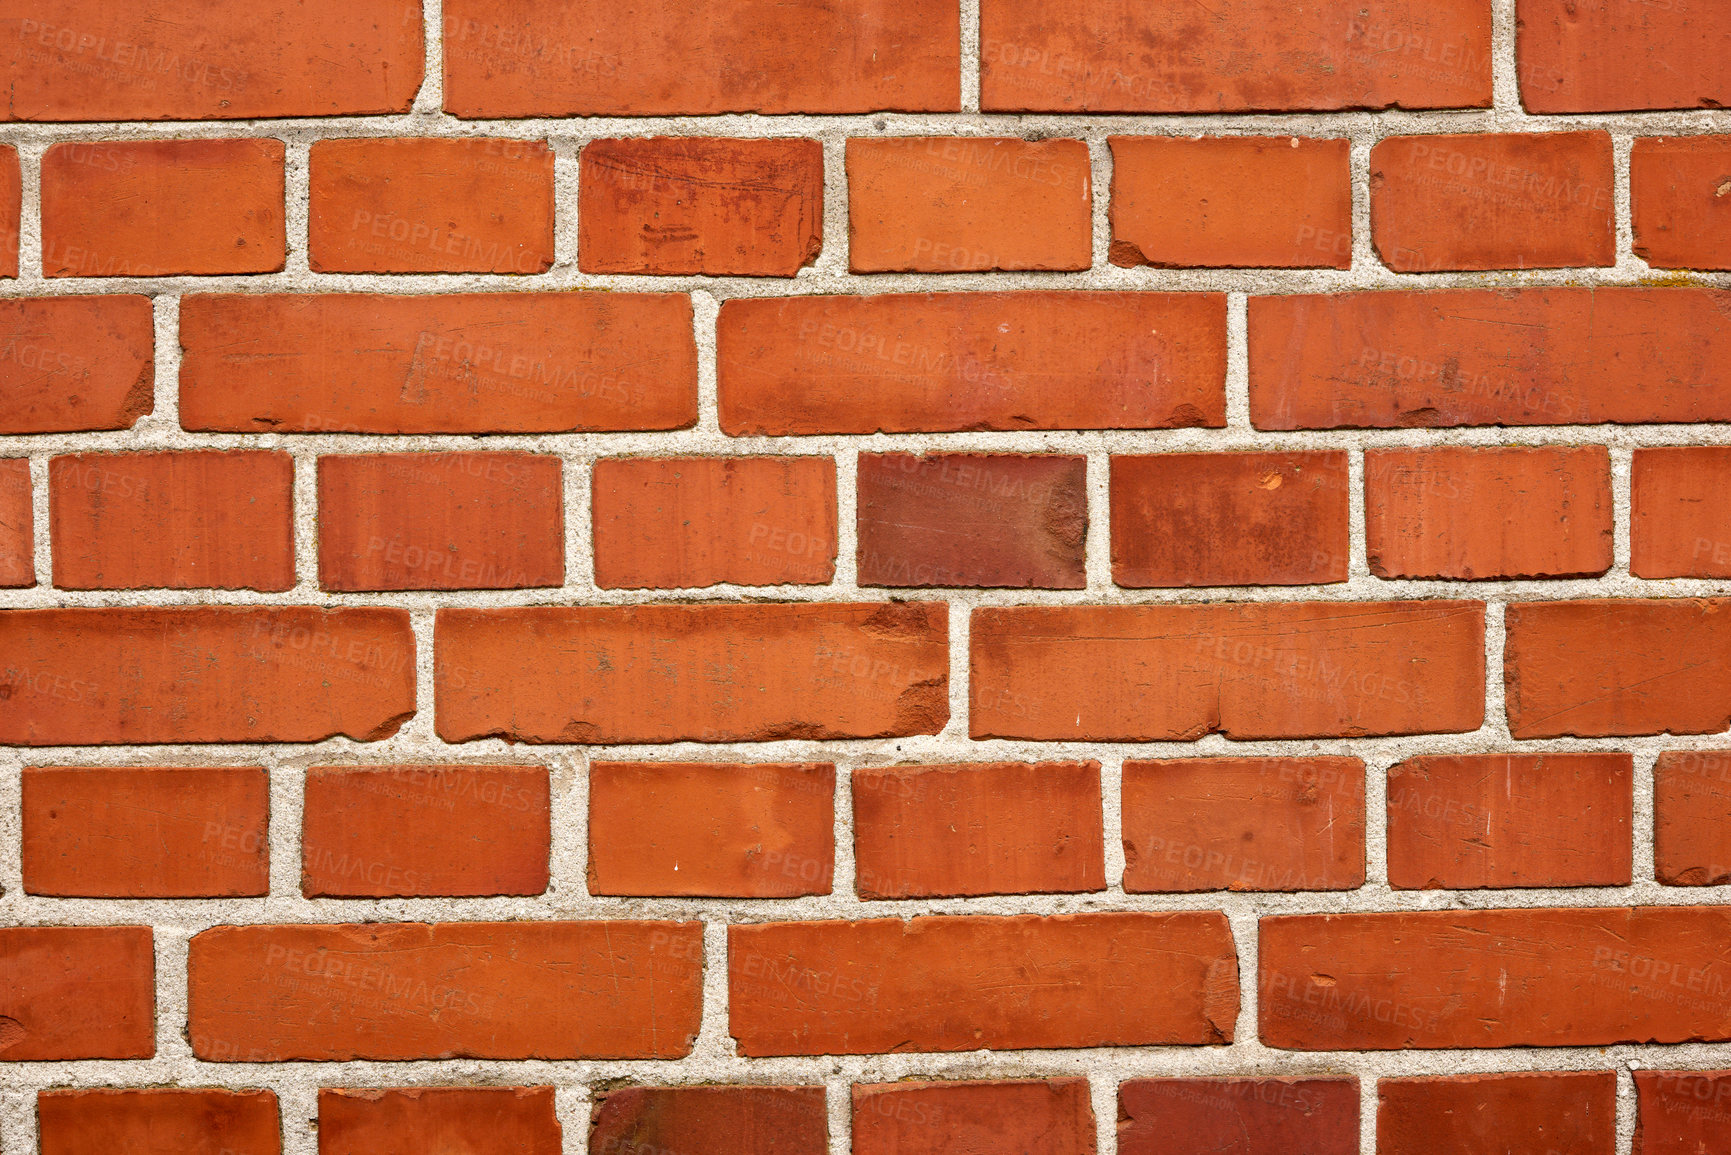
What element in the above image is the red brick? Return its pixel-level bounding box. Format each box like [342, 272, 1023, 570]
[40, 1090, 279, 1155]
[1122, 758, 1365, 894]
[592, 457, 836, 589]
[1632, 137, 1731, 270]
[853, 1081, 1094, 1155]
[49, 451, 295, 590]
[1118, 1079, 1359, 1155]
[1505, 600, 1731, 739]
[309, 138, 554, 274]
[1370, 132, 1615, 271]
[188, 921, 702, 1061]
[1250, 288, 1731, 429]
[1635, 1071, 1731, 1154]
[302, 765, 550, 897]
[318, 453, 563, 591]
[587, 762, 835, 897]
[0, 607, 414, 745]
[41, 139, 286, 277]
[436, 603, 946, 744]
[730, 912, 1235, 1055]
[1365, 446, 1613, 580]
[1110, 137, 1352, 269]
[972, 602, 1484, 741]
[1518, 0, 1731, 112]
[846, 138, 1091, 272]
[1260, 906, 1731, 1049]
[719, 292, 1226, 434]
[981, 0, 1491, 112]
[0, 146, 18, 276]
[0, 926, 154, 1059]
[579, 138, 823, 276]
[180, 292, 696, 434]
[1632, 447, 1731, 578]
[1653, 751, 1731, 886]
[1378, 1073, 1616, 1155]
[858, 453, 1086, 588]
[1111, 452, 1349, 587]
[321, 1088, 559, 1155]
[1, 295, 153, 433]
[0, 459, 32, 587]
[852, 762, 1104, 898]
[442, 0, 959, 117]
[590, 1087, 826, 1155]
[1387, 753, 1633, 889]
[1, 1, 422, 120]
[23, 765, 269, 897]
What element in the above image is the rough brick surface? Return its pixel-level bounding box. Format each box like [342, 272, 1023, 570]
[0, 459, 33, 587]
[1121, 758, 1366, 893]
[590, 1087, 826, 1155]
[587, 762, 836, 897]
[1118, 1079, 1359, 1155]
[41, 139, 286, 276]
[851, 762, 1105, 897]
[1631, 136, 1731, 270]
[1632, 447, 1731, 578]
[1364, 446, 1614, 580]
[1377, 1072, 1617, 1155]
[23, 765, 269, 897]
[1654, 752, 1731, 887]
[846, 137, 1091, 272]
[1110, 452, 1350, 588]
[49, 451, 295, 590]
[729, 912, 1237, 1055]
[853, 1080, 1095, 1155]
[0, 146, 17, 277]
[1110, 137, 1353, 269]
[1369, 132, 1616, 271]
[319, 1088, 560, 1155]
[578, 138, 824, 276]
[39, 1090, 279, 1155]
[1386, 753, 1634, 889]
[1517, 0, 1731, 112]
[1634, 1071, 1731, 1155]
[0, 926, 154, 1059]
[0, 295, 153, 433]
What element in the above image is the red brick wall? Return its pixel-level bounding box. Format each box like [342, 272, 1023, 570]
[2, 2, 1730, 1152]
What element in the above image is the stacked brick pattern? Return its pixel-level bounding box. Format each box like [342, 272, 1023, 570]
[2, 1, 1731, 1153]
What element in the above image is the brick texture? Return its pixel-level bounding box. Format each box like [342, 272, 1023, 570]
[7, 1, 1731, 1137]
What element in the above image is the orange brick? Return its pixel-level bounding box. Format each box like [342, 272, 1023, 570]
[1387, 753, 1633, 889]
[0, 926, 154, 1059]
[857, 454, 1086, 589]
[40, 1090, 279, 1155]
[1632, 137, 1731, 270]
[1110, 137, 1352, 269]
[1371, 132, 1615, 271]
[1518, 0, 1731, 112]
[730, 913, 1236, 1054]
[852, 762, 1104, 898]
[302, 765, 550, 897]
[2, 1, 422, 120]
[0, 607, 414, 745]
[321, 1088, 560, 1155]
[591, 457, 836, 589]
[189, 921, 702, 1061]
[1654, 751, 1731, 886]
[0, 145, 17, 277]
[1, 296, 153, 434]
[587, 762, 835, 897]
[981, 0, 1491, 112]
[846, 137, 1091, 272]
[719, 292, 1226, 434]
[590, 1088, 826, 1155]
[579, 138, 823, 276]
[442, 0, 959, 117]
[1632, 447, 1731, 578]
[180, 292, 696, 434]
[318, 453, 563, 591]
[1122, 758, 1365, 893]
[1635, 1071, 1731, 1155]
[854, 1081, 1094, 1155]
[0, 459, 32, 587]
[1111, 452, 1350, 587]
[436, 603, 946, 744]
[1365, 446, 1613, 580]
[972, 602, 1484, 741]
[23, 766, 269, 897]
[1379, 1074, 1616, 1155]
[50, 451, 295, 590]
[41, 139, 286, 277]
[309, 138, 555, 274]
[1119, 1079, 1359, 1155]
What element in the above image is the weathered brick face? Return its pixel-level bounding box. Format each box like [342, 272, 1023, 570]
[2, 2, 1729, 1148]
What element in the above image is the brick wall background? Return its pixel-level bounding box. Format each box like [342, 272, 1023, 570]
[2, 1, 1731, 1153]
